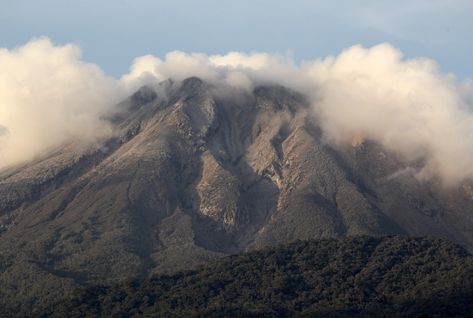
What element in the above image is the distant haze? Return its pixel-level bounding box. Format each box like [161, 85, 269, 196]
[1, 37, 473, 185]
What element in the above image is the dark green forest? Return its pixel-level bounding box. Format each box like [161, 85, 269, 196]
[32, 236, 473, 318]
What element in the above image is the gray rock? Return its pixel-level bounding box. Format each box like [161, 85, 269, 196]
[1, 77, 473, 312]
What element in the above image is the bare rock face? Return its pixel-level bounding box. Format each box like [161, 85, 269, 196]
[1, 77, 473, 312]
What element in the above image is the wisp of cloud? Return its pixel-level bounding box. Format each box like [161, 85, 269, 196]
[1, 37, 472, 185]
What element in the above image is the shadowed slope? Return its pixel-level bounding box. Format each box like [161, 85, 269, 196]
[1, 78, 473, 313]
[34, 236, 473, 318]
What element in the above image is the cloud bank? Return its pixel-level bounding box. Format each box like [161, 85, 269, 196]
[0, 37, 125, 168]
[1, 37, 473, 184]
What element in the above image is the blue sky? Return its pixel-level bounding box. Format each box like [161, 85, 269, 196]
[1, 0, 472, 78]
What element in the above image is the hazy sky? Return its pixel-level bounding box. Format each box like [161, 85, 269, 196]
[1, 0, 472, 78]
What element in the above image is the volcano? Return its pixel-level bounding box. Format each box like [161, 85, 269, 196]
[1, 77, 473, 312]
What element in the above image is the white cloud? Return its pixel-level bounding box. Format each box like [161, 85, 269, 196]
[2, 37, 473, 185]
[304, 43, 473, 184]
[0, 37, 124, 168]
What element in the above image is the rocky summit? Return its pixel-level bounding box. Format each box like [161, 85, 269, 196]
[1, 77, 473, 312]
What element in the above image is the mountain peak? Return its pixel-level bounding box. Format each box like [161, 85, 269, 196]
[179, 76, 207, 95]
[2, 81, 473, 312]
[130, 85, 158, 107]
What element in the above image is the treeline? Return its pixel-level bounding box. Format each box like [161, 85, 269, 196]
[35, 236, 473, 317]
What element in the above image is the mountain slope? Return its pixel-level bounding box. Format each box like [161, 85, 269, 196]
[1, 77, 473, 311]
[34, 236, 473, 318]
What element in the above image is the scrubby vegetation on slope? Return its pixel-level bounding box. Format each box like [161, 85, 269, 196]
[35, 236, 473, 318]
